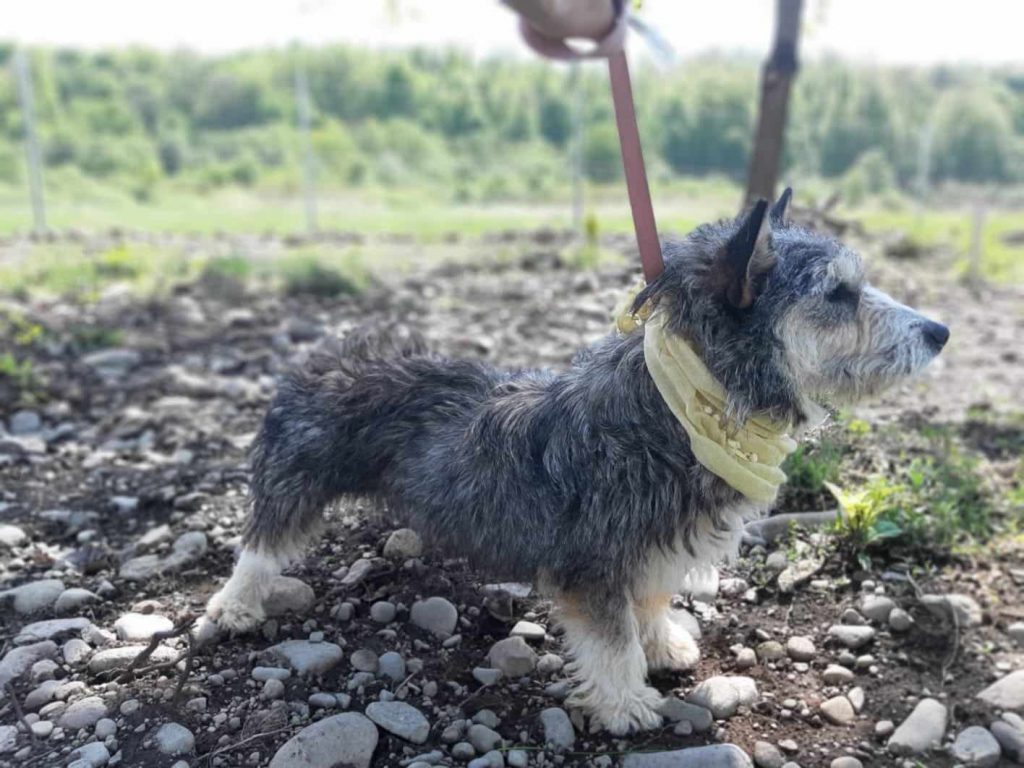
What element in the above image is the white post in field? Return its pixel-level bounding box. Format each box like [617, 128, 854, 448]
[293, 48, 318, 234]
[570, 62, 584, 239]
[14, 50, 47, 234]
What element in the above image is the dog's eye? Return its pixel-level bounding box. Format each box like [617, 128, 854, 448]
[826, 284, 859, 306]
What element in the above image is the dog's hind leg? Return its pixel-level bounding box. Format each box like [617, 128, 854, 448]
[635, 593, 700, 673]
[557, 587, 664, 735]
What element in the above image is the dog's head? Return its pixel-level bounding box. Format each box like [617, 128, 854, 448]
[634, 189, 948, 425]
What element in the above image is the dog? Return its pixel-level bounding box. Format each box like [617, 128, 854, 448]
[206, 189, 949, 734]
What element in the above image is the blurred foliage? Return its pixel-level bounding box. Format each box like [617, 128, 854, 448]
[0, 45, 1022, 202]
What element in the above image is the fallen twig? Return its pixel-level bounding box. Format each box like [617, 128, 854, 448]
[4, 681, 37, 745]
[114, 613, 196, 684]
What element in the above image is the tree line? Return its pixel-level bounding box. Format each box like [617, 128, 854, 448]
[0, 43, 1021, 202]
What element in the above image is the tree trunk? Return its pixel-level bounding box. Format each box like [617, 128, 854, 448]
[745, 0, 803, 206]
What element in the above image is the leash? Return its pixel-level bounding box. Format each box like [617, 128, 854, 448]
[507, 0, 665, 282]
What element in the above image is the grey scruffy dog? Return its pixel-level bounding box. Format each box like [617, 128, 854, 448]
[207, 190, 949, 734]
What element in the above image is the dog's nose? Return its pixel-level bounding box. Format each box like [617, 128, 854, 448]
[922, 320, 950, 350]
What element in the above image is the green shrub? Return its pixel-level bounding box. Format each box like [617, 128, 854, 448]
[280, 256, 362, 298]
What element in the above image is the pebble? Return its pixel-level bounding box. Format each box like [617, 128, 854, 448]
[473, 667, 503, 686]
[0, 726, 14, 754]
[859, 595, 895, 623]
[54, 588, 100, 614]
[1008, 622, 1024, 646]
[451, 742, 476, 760]
[976, 669, 1024, 709]
[888, 608, 913, 632]
[950, 725, 1002, 767]
[270, 640, 344, 675]
[14, 617, 92, 643]
[366, 701, 430, 744]
[30, 720, 53, 738]
[536, 653, 564, 676]
[920, 593, 983, 627]
[0, 579, 65, 615]
[383, 528, 423, 559]
[785, 636, 816, 662]
[58, 695, 108, 730]
[264, 577, 316, 618]
[252, 666, 292, 682]
[990, 713, 1024, 762]
[847, 686, 865, 713]
[154, 722, 195, 755]
[487, 636, 538, 677]
[820, 695, 856, 725]
[113, 612, 174, 641]
[887, 698, 947, 756]
[875, 720, 895, 738]
[753, 741, 785, 768]
[756, 641, 785, 662]
[350, 649, 379, 673]
[735, 647, 757, 669]
[685, 676, 758, 719]
[269, 712, 378, 768]
[378, 651, 407, 682]
[827, 625, 876, 649]
[510, 620, 546, 642]
[829, 759, 863, 768]
[822, 664, 855, 684]
[410, 596, 458, 637]
[262, 678, 285, 700]
[539, 707, 575, 750]
[95, 717, 117, 738]
[0, 524, 27, 549]
[370, 601, 397, 624]
[8, 410, 42, 434]
[658, 697, 714, 732]
[68, 742, 109, 766]
[467, 724, 502, 753]
[622, 744, 754, 767]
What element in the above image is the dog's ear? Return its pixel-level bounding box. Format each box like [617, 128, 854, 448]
[769, 187, 792, 225]
[714, 199, 775, 310]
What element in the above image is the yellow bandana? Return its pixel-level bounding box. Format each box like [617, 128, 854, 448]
[616, 291, 797, 504]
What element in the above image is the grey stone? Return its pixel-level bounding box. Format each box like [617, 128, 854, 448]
[756, 641, 785, 662]
[271, 640, 343, 676]
[622, 744, 754, 767]
[822, 664, 854, 685]
[859, 595, 896, 623]
[8, 410, 42, 435]
[658, 697, 714, 732]
[366, 701, 430, 744]
[887, 698, 947, 756]
[383, 528, 423, 559]
[308, 693, 337, 708]
[753, 741, 785, 768]
[827, 625, 876, 649]
[264, 577, 316, 618]
[888, 608, 913, 632]
[24, 679, 60, 710]
[510, 620, 546, 642]
[473, 667, 503, 686]
[0, 524, 27, 549]
[820, 696, 856, 725]
[847, 686, 865, 713]
[58, 696, 108, 730]
[350, 649, 379, 673]
[469, 752, 504, 768]
[95, 717, 117, 738]
[1009, 622, 1024, 646]
[0, 725, 15, 754]
[410, 597, 458, 637]
[68, 741, 109, 767]
[262, 678, 285, 700]
[829, 759, 863, 768]
[370, 601, 397, 624]
[507, 749, 528, 767]
[990, 715, 1023, 763]
[950, 726, 1001, 767]
[452, 742, 476, 760]
[467, 724, 502, 753]
[252, 666, 292, 682]
[54, 588, 100, 614]
[0, 579, 65, 615]
[340, 557, 385, 587]
[88, 644, 177, 674]
[14, 617, 92, 643]
[82, 348, 141, 374]
[30, 720, 53, 739]
[875, 720, 895, 738]
[785, 636, 816, 662]
[378, 651, 406, 682]
[487, 636, 537, 677]
[921, 593, 983, 627]
[977, 670, 1024, 709]
[685, 676, 758, 719]
[539, 707, 575, 750]
[154, 722, 195, 755]
[114, 612, 173, 641]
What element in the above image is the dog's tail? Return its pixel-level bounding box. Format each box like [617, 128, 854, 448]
[241, 323, 495, 557]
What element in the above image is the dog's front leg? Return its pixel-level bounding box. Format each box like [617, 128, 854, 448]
[557, 588, 664, 735]
[635, 593, 700, 672]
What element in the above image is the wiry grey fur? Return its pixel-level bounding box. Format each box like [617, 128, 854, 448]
[207, 191, 948, 734]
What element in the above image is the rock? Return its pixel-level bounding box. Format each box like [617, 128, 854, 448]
[452, 742, 476, 760]
[875, 720, 895, 738]
[536, 653, 564, 676]
[786, 636, 816, 662]
[58, 695, 108, 730]
[136, 524, 172, 551]
[270, 716, 378, 768]
[473, 667, 502, 686]
[370, 601, 397, 624]
[95, 718, 117, 738]
[921, 593, 983, 627]
[990, 717, 1024, 763]
[82, 348, 141, 375]
[487, 636, 538, 677]
[54, 588, 100, 614]
[827, 625, 876, 649]
[113, 612, 173, 641]
[847, 686, 865, 713]
[777, 556, 825, 594]
[410, 597, 458, 637]
[765, 551, 788, 572]
[510, 620, 546, 642]
[658, 698, 714, 732]
[383, 528, 423, 559]
[0, 641, 57, 693]
[8, 410, 41, 434]
[120, 532, 207, 580]
[0, 524, 27, 549]
[365, 701, 429, 744]
[378, 651, 406, 682]
[822, 664, 855, 685]
[539, 707, 575, 750]
[1009, 622, 1024, 646]
[0, 579, 65, 615]
[340, 557, 385, 587]
[977, 670, 1024, 709]
[820, 695, 856, 725]
[685, 676, 758, 719]
[88, 644, 177, 674]
[154, 722, 195, 755]
[829, 759, 863, 768]
[753, 741, 785, 768]
[30, 721, 53, 739]
[950, 726, 1001, 767]
[859, 595, 895, 623]
[14, 617, 92, 643]
[622, 744, 754, 767]
[756, 641, 785, 662]
[888, 608, 913, 632]
[887, 698, 947, 756]
[270, 640, 344, 676]
[350, 649, 379, 673]
[0, 725, 15, 754]
[264, 577, 316, 617]
[735, 647, 757, 669]
[467, 724, 502, 753]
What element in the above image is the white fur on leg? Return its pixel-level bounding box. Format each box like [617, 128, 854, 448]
[559, 606, 664, 735]
[206, 549, 285, 632]
[638, 604, 700, 672]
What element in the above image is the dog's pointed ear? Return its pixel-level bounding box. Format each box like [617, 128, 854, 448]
[717, 199, 775, 309]
[769, 187, 792, 225]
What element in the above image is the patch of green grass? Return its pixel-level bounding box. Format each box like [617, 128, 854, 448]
[783, 437, 845, 495]
[278, 253, 367, 298]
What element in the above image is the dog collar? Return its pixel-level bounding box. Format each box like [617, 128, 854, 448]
[617, 297, 797, 503]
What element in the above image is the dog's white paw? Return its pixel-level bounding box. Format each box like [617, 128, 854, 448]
[645, 619, 700, 672]
[584, 686, 665, 735]
[206, 589, 265, 633]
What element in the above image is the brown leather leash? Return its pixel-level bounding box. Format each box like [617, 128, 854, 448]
[509, 1, 665, 282]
